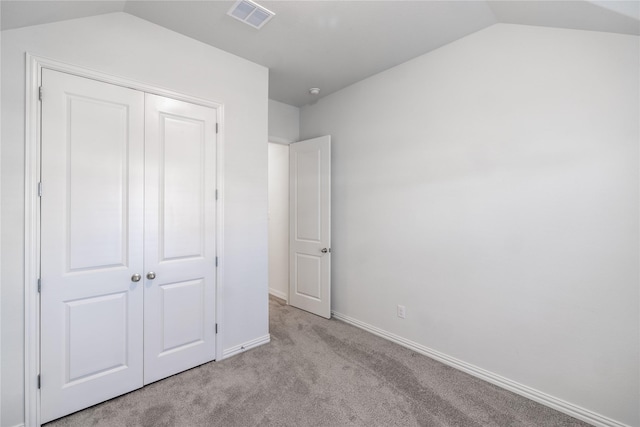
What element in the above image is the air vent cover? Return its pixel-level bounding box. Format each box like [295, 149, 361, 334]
[227, 0, 275, 29]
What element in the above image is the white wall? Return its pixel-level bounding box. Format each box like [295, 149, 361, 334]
[0, 8, 3, 426]
[268, 99, 299, 144]
[1, 13, 269, 426]
[300, 24, 639, 426]
[267, 100, 299, 301]
[268, 143, 290, 301]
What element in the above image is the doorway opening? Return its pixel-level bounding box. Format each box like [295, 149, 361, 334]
[267, 136, 331, 319]
[267, 142, 290, 302]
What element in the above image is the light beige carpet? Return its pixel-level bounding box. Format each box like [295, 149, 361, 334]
[46, 296, 590, 427]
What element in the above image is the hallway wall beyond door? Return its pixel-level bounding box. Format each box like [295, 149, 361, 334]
[268, 143, 290, 301]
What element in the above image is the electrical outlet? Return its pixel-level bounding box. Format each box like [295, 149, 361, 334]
[397, 305, 406, 319]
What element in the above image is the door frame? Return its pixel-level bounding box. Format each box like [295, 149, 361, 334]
[24, 54, 226, 426]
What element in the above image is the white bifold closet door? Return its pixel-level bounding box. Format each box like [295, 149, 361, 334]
[40, 69, 217, 423]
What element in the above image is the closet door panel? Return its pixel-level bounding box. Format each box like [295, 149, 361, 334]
[144, 93, 217, 384]
[161, 115, 205, 260]
[40, 69, 145, 423]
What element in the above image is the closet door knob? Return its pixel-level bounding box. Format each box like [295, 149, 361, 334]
[131, 274, 142, 282]
[147, 272, 156, 280]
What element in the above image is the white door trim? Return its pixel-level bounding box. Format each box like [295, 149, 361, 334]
[24, 53, 226, 426]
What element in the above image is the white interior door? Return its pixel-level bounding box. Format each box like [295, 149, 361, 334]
[289, 136, 331, 318]
[41, 70, 219, 421]
[143, 94, 218, 384]
[40, 69, 145, 423]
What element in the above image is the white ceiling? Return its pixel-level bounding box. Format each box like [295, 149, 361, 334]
[2, 1, 639, 107]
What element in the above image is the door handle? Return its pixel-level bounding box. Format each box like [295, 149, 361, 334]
[147, 272, 156, 280]
[321, 248, 331, 254]
[131, 274, 142, 282]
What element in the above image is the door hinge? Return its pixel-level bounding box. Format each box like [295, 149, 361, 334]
[215, 189, 218, 200]
[38, 86, 43, 101]
[216, 123, 219, 134]
[37, 278, 41, 293]
[37, 182, 43, 197]
[37, 374, 41, 389]
[215, 323, 218, 334]
[215, 256, 218, 267]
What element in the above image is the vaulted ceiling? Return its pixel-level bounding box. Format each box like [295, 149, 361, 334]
[2, 1, 639, 106]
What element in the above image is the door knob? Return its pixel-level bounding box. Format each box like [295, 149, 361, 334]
[131, 273, 142, 282]
[321, 248, 331, 254]
[147, 272, 156, 280]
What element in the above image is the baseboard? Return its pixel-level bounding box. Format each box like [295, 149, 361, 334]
[268, 288, 288, 302]
[222, 334, 271, 359]
[8, 423, 25, 427]
[331, 311, 629, 427]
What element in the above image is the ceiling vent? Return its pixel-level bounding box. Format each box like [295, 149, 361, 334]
[227, 0, 275, 29]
